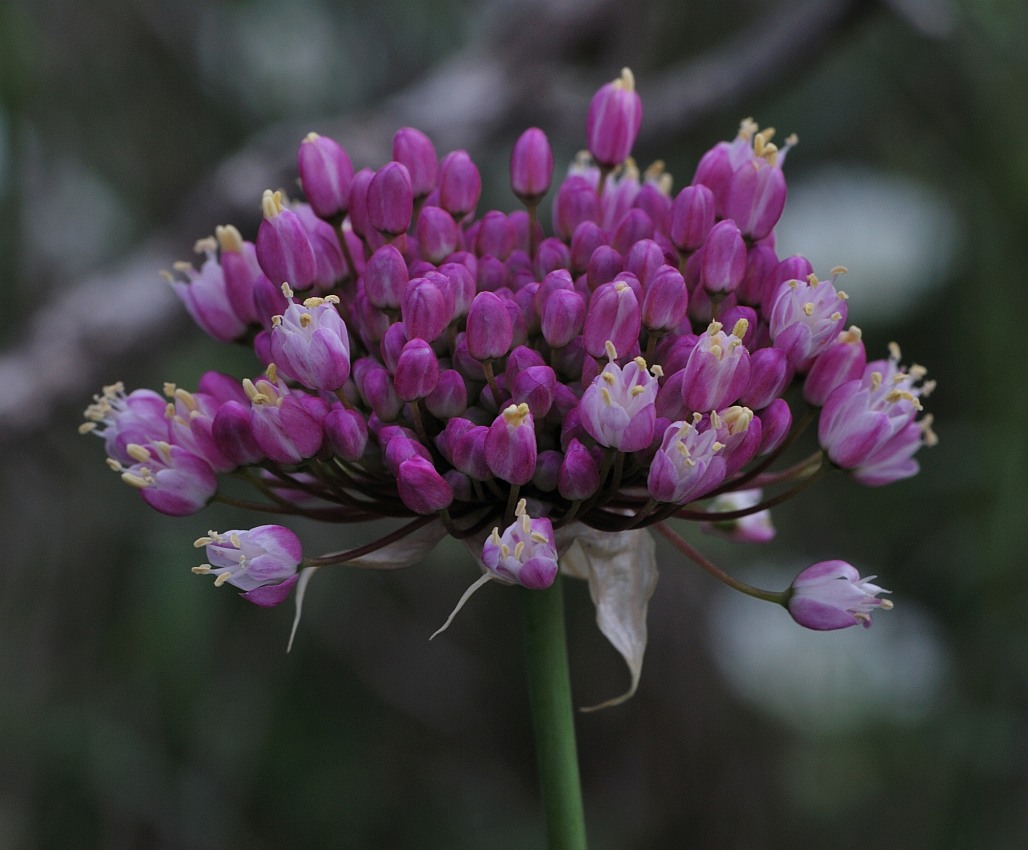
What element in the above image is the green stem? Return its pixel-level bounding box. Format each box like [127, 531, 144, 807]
[521, 577, 588, 850]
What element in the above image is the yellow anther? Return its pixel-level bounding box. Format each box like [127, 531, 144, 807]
[303, 131, 321, 143]
[870, 371, 883, 391]
[302, 296, 325, 308]
[175, 388, 198, 411]
[837, 291, 849, 301]
[841, 326, 862, 343]
[802, 302, 815, 316]
[675, 442, 691, 459]
[300, 314, 313, 328]
[615, 281, 629, 294]
[712, 441, 725, 452]
[78, 422, 96, 435]
[126, 444, 151, 464]
[880, 599, 894, 610]
[491, 528, 502, 545]
[604, 340, 618, 361]
[193, 535, 215, 548]
[830, 266, 849, 276]
[501, 544, 510, 559]
[515, 498, 528, 518]
[888, 341, 902, 361]
[806, 273, 819, 286]
[731, 318, 749, 339]
[267, 363, 279, 383]
[194, 236, 217, 255]
[214, 572, 231, 587]
[502, 403, 531, 426]
[121, 472, 150, 489]
[190, 565, 212, 574]
[710, 343, 723, 359]
[600, 387, 613, 406]
[521, 513, 531, 535]
[738, 118, 758, 141]
[172, 260, 193, 274]
[601, 371, 617, 386]
[710, 410, 723, 429]
[910, 364, 928, 380]
[281, 282, 294, 299]
[651, 364, 664, 378]
[215, 224, 244, 253]
[530, 531, 549, 544]
[830, 311, 842, 322]
[691, 412, 702, 424]
[630, 385, 645, 397]
[633, 356, 648, 370]
[614, 67, 635, 92]
[106, 458, 122, 472]
[514, 541, 525, 560]
[262, 189, 284, 218]
[271, 315, 283, 326]
[921, 414, 939, 447]
[707, 321, 723, 336]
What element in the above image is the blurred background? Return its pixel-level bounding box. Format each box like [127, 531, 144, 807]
[1, 0, 1026, 847]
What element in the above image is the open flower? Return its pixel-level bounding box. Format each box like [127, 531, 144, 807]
[787, 560, 892, 630]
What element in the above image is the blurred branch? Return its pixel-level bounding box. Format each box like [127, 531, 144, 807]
[0, 0, 877, 442]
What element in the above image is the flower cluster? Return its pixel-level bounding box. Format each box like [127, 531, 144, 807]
[83, 69, 934, 697]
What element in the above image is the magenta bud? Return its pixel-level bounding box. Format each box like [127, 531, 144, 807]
[438, 150, 482, 218]
[504, 345, 546, 385]
[367, 162, 414, 237]
[392, 127, 438, 198]
[535, 237, 572, 277]
[583, 245, 622, 292]
[558, 438, 600, 500]
[633, 181, 672, 232]
[466, 291, 514, 360]
[611, 208, 654, 256]
[293, 204, 347, 288]
[415, 205, 459, 264]
[444, 470, 473, 501]
[297, 132, 355, 218]
[738, 243, 778, 306]
[571, 221, 609, 273]
[669, 184, 716, 253]
[401, 276, 452, 342]
[479, 212, 517, 261]
[552, 175, 599, 242]
[216, 226, 266, 326]
[212, 400, 264, 467]
[586, 68, 643, 168]
[248, 384, 324, 464]
[510, 127, 554, 202]
[425, 369, 469, 419]
[624, 238, 666, 286]
[485, 403, 537, 485]
[169, 247, 247, 342]
[532, 450, 562, 493]
[379, 321, 407, 374]
[347, 168, 375, 238]
[804, 327, 867, 407]
[692, 141, 734, 214]
[437, 261, 477, 319]
[324, 405, 368, 461]
[641, 265, 688, 332]
[397, 456, 453, 514]
[394, 338, 440, 401]
[757, 398, 792, 456]
[700, 220, 747, 296]
[583, 279, 642, 358]
[741, 346, 791, 410]
[787, 561, 891, 631]
[727, 159, 787, 240]
[256, 191, 318, 289]
[476, 254, 510, 292]
[356, 363, 404, 421]
[447, 421, 491, 480]
[512, 365, 557, 418]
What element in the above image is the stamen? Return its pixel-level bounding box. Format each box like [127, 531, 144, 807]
[604, 340, 618, 361]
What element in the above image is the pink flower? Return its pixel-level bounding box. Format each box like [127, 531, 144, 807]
[192, 525, 302, 607]
[787, 560, 892, 630]
[481, 499, 558, 589]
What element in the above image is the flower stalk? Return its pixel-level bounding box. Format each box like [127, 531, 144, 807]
[521, 576, 588, 850]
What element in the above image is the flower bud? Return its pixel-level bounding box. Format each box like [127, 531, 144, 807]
[485, 403, 537, 485]
[438, 150, 481, 218]
[641, 265, 688, 332]
[212, 400, 264, 467]
[367, 161, 414, 237]
[625, 238, 666, 286]
[116, 441, 218, 516]
[397, 456, 454, 514]
[553, 175, 599, 241]
[583, 280, 642, 358]
[324, 405, 368, 461]
[256, 190, 318, 290]
[611, 208, 654, 256]
[512, 365, 557, 419]
[415, 205, 459, 264]
[297, 132, 355, 218]
[346, 168, 375, 238]
[466, 291, 514, 360]
[169, 244, 248, 342]
[392, 127, 438, 198]
[476, 211, 515, 260]
[587, 67, 643, 168]
[425, 369, 469, 420]
[586, 245, 623, 291]
[394, 338, 440, 401]
[669, 184, 716, 253]
[401, 275, 452, 342]
[803, 326, 866, 407]
[757, 398, 792, 456]
[699, 220, 747, 296]
[740, 346, 791, 410]
[558, 438, 600, 500]
[510, 127, 554, 203]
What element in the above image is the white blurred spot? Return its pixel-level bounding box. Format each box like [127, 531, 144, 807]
[775, 166, 960, 324]
[706, 564, 950, 737]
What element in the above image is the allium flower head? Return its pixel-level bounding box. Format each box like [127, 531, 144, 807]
[84, 69, 935, 705]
